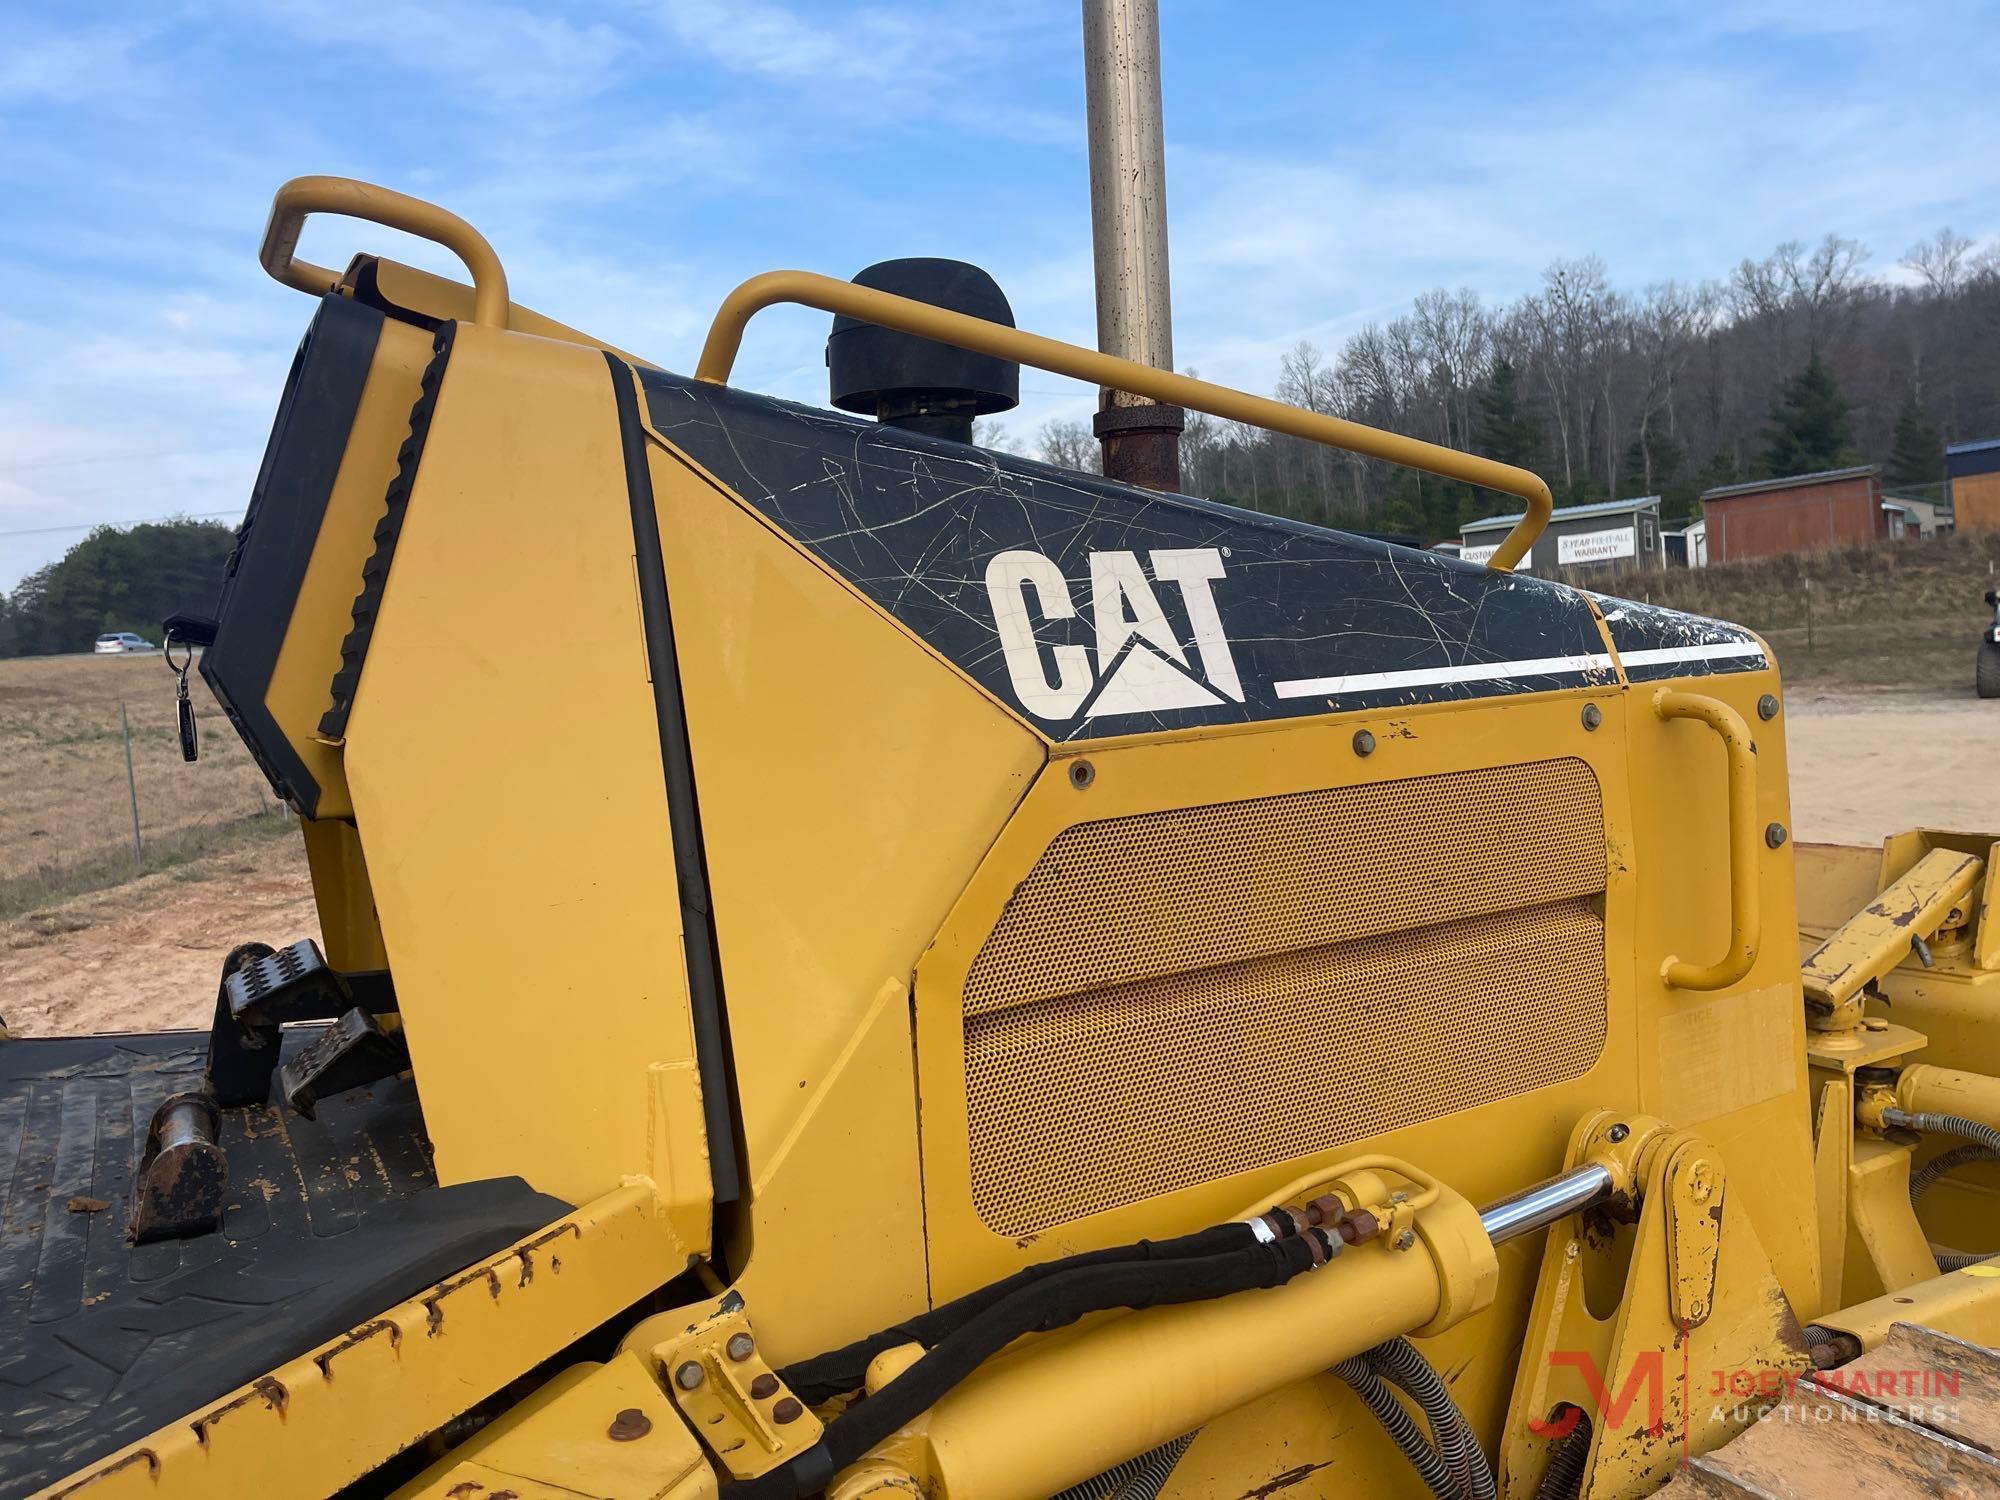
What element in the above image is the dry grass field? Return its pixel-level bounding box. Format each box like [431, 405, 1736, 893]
[0, 652, 292, 910]
[0, 652, 317, 1035]
[1588, 529, 2000, 694]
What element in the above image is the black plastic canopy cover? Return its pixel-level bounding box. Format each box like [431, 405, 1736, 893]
[638, 369, 1765, 742]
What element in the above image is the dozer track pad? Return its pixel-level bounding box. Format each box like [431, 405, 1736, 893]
[0, 1031, 567, 1499]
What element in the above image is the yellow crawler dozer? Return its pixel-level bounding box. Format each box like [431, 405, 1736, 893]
[6, 175, 2000, 1500]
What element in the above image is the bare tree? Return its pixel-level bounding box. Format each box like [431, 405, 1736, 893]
[1036, 418, 1100, 474]
[1788, 234, 1869, 354]
[973, 418, 1022, 454]
[1410, 287, 1492, 450]
[1902, 228, 1976, 297]
[1154, 225, 2000, 539]
[1628, 280, 1720, 489]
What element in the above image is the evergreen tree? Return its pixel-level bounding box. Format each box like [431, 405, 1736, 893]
[0, 520, 234, 658]
[1620, 427, 1683, 498]
[1377, 470, 1428, 537]
[1697, 449, 1741, 490]
[1476, 357, 1544, 469]
[1884, 391, 1944, 486]
[1761, 354, 1854, 477]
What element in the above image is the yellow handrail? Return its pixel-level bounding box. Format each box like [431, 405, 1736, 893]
[1654, 689, 1761, 990]
[695, 270, 1551, 571]
[259, 176, 511, 330]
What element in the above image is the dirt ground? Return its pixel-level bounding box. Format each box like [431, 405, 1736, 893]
[1783, 686, 2000, 845]
[1, 831, 318, 1037]
[0, 685, 1991, 1038]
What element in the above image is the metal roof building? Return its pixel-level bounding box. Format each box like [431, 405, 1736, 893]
[1699, 465, 1883, 563]
[1460, 495, 1665, 577]
[1947, 438, 2000, 533]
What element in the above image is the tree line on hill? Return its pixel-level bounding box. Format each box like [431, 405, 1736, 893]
[8, 228, 1993, 656]
[0, 520, 235, 658]
[1035, 227, 1997, 540]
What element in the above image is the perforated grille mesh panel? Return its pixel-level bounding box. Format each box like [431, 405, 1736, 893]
[962, 760, 1608, 1235]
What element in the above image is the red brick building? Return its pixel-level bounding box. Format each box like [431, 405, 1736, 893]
[1699, 465, 1885, 564]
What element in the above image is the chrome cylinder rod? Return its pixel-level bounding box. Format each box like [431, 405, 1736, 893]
[1479, 1164, 1616, 1245]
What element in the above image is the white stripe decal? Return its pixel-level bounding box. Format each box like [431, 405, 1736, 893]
[1270, 639, 1764, 699]
[1618, 642, 1766, 669]
[1273, 653, 1614, 698]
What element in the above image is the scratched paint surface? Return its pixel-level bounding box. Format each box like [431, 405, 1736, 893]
[639, 370, 1763, 739]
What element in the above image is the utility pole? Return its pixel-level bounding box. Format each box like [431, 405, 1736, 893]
[1081, 0, 1184, 490]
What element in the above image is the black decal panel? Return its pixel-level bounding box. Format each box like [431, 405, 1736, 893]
[638, 370, 1763, 738]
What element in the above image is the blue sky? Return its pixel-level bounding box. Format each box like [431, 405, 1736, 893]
[3, 0, 1996, 591]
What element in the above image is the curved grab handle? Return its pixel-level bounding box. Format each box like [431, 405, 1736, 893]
[695, 270, 1552, 571]
[259, 176, 511, 330]
[1654, 689, 1761, 990]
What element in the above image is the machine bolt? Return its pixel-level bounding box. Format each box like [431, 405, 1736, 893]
[1766, 822, 1789, 849]
[607, 1407, 652, 1442]
[1394, 1229, 1416, 1251]
[1581, 703, 1602, 731]
[772, 1397, 804, 1424]
[1068, 759, 1096, 789]
[1863, 1017, 1890, 1033]
[1758, 694, 1780, 721]
[1607, 1122, 1630, 1143]
[751, 1373, 781, 1400]
[674, 1361, 705, 1391]
[726, 1332, 756, 1362]
[1352, 730, 1376, 757]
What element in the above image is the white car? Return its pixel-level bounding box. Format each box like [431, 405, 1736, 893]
[94, 632, 157, 654]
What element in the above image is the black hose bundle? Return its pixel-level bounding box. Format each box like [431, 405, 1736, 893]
[1334, 1355, 1458, 1497]
[724, 1229, 1332, 1500]
[1332, 1338, 1496, 1500]
[1366, 1339, 1496, 1500]
[1051, 1431, 1198, 1500]
[1892, 1109, 2000, 1271]
[780, 1222, 1258, 1404]
[1535, 1409, 1591, 1500]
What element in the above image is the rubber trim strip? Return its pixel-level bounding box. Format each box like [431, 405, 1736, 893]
[199, 295, 382, 815]
[320, 321, 456, 738]
[604, 351, 743, 1206]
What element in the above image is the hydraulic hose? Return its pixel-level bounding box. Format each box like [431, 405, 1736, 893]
[1333, 1355, 1457, 1498]
[725, 1231, 1334, 1500]
[1885, 1108, 2000, 1271]
[1534, 1409, 1592, 1500]
[780, 1221, 1258, 1403]
[1365, 1338, 1497, 1500]
[1050, 1431, 1197, 1500]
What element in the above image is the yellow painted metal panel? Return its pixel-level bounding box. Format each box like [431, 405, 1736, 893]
[394, 1352, 712, 1500]
[1624, 664, 1820, 1313]
[300, 815, 389, 971]
[647, 439, 1043, 1361]
[912, 687, 1643, 1463]
[41, 1187, 684, 1500]
[341, 326, 707, 1221]
[266, 312, 434, 821]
